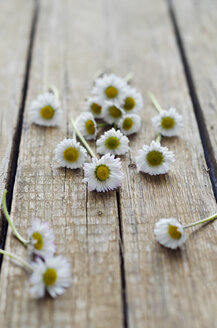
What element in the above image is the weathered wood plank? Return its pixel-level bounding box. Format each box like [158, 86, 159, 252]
[110, 0, 216, 327]
[0, 0, 35, 237]
[1, 0, 217, 327]
[171, 0, 217, 191]
[0, 0, 123, 327]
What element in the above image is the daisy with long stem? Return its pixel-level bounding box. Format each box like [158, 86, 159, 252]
[154, 212, 217, 249]
[0, 249, 71, 298]
[135, 92, 179, 175]
[2, 190, 56, 257]
[135, 137, 174, 175]
[70, 116, 123, 192]
[148, 91, 183, 137]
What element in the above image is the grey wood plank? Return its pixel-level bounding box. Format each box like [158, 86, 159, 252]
[0, 0, 217, 327]
[0, 0, 35, 237]
[0, 1, 123, 327]
[113, 0, 217, 327]
[171, 0, 217, 193]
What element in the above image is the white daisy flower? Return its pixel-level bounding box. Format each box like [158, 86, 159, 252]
[86, 96, 103, 119]
[152, 108, 183, 137]
[54, 139, 87, 169]
[135, 141, 175, 175]
[29, 92, 62, 126]
[83, 153, 123, 192]
[118, 114, 141, 135]
[154, 218, 187, 249]
[27, 219, 55, 258]
[92, 73, 127, 104]
[122, 87, 143, 113]
[30, 255, 71, 298]
[103, 101, 124, 125]
[76, 112, 97, 140]
[96, 128, 129, 156]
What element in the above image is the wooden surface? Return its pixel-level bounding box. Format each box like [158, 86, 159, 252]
[0, 0, 35, 238]
[171, 0, 217, 194]
[0, 0, 216, 327]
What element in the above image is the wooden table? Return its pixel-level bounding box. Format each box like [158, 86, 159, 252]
[0, 0, 216, 327]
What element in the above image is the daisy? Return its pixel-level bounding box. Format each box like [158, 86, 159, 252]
[30, 255, 71, 298]
[122, 87, 143, 113]
[27, 219, 55, 258]
[86, 96, 103, 119]
[76, 112, 97, 140]
[92, 73, 127, 104]
[152, 108, 183, 137]
[54, 139, 86, 169]
[118, 114, 141, 135]
[83, 153, 123, 192]
[96, 128, 129, 156]
[154, 218, 187, 249]
[135, 141, 175, 175]
[103, 101, 124, 125]
[29, 92, 62, 126]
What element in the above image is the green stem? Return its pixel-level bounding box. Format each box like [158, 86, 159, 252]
[124, 72, 133, 84]
[113, 123, 117, 130]
[156, 133, 162, 143]
[147, 91, 162, 113]
[0, 249, 33, 272]
[2, 190, 29, 245]
[183, 212, 217, 229]
[48, 85, 59, 99]
[70, 116, 97, 158]
[97, 123, 109, 128]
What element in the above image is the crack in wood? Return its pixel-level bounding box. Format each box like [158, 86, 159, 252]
[0, 0, 40, 266]
[116, 188, 129, 328]
[167, 0, 217, 201]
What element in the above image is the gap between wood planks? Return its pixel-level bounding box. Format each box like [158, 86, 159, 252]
[116, 188, 129, 328]
[0, 0, 39, 266]
[167, 0, 217, 201]
[0, 0, 216, 327]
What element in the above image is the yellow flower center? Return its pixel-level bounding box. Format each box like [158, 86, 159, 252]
[32, 232, 43, 250]
[63, 147, 79, 162]
[40, 105, 54, 120]
[43, 268, 57, 286]
[146, 150, 164, 166]
[85, 119, 95, 135]
[161, 116, 175, 129]
[168, 225, 182, 239]
[109, 106, 122, 118]
[122, 117, 134, 130]
[95, 164, 110, 181]
[91, 103, 102, 115]
[105, 136, 120, 149]
[105, 86, 118, 98]
[124, 97, 135, 111]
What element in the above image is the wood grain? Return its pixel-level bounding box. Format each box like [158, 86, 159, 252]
[171, 0, 217, 188]
[0, 0, 123, 327]
[0, 0, 34, 234]
[109, 0, 217, 327]
[0, 0, 217, 327]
